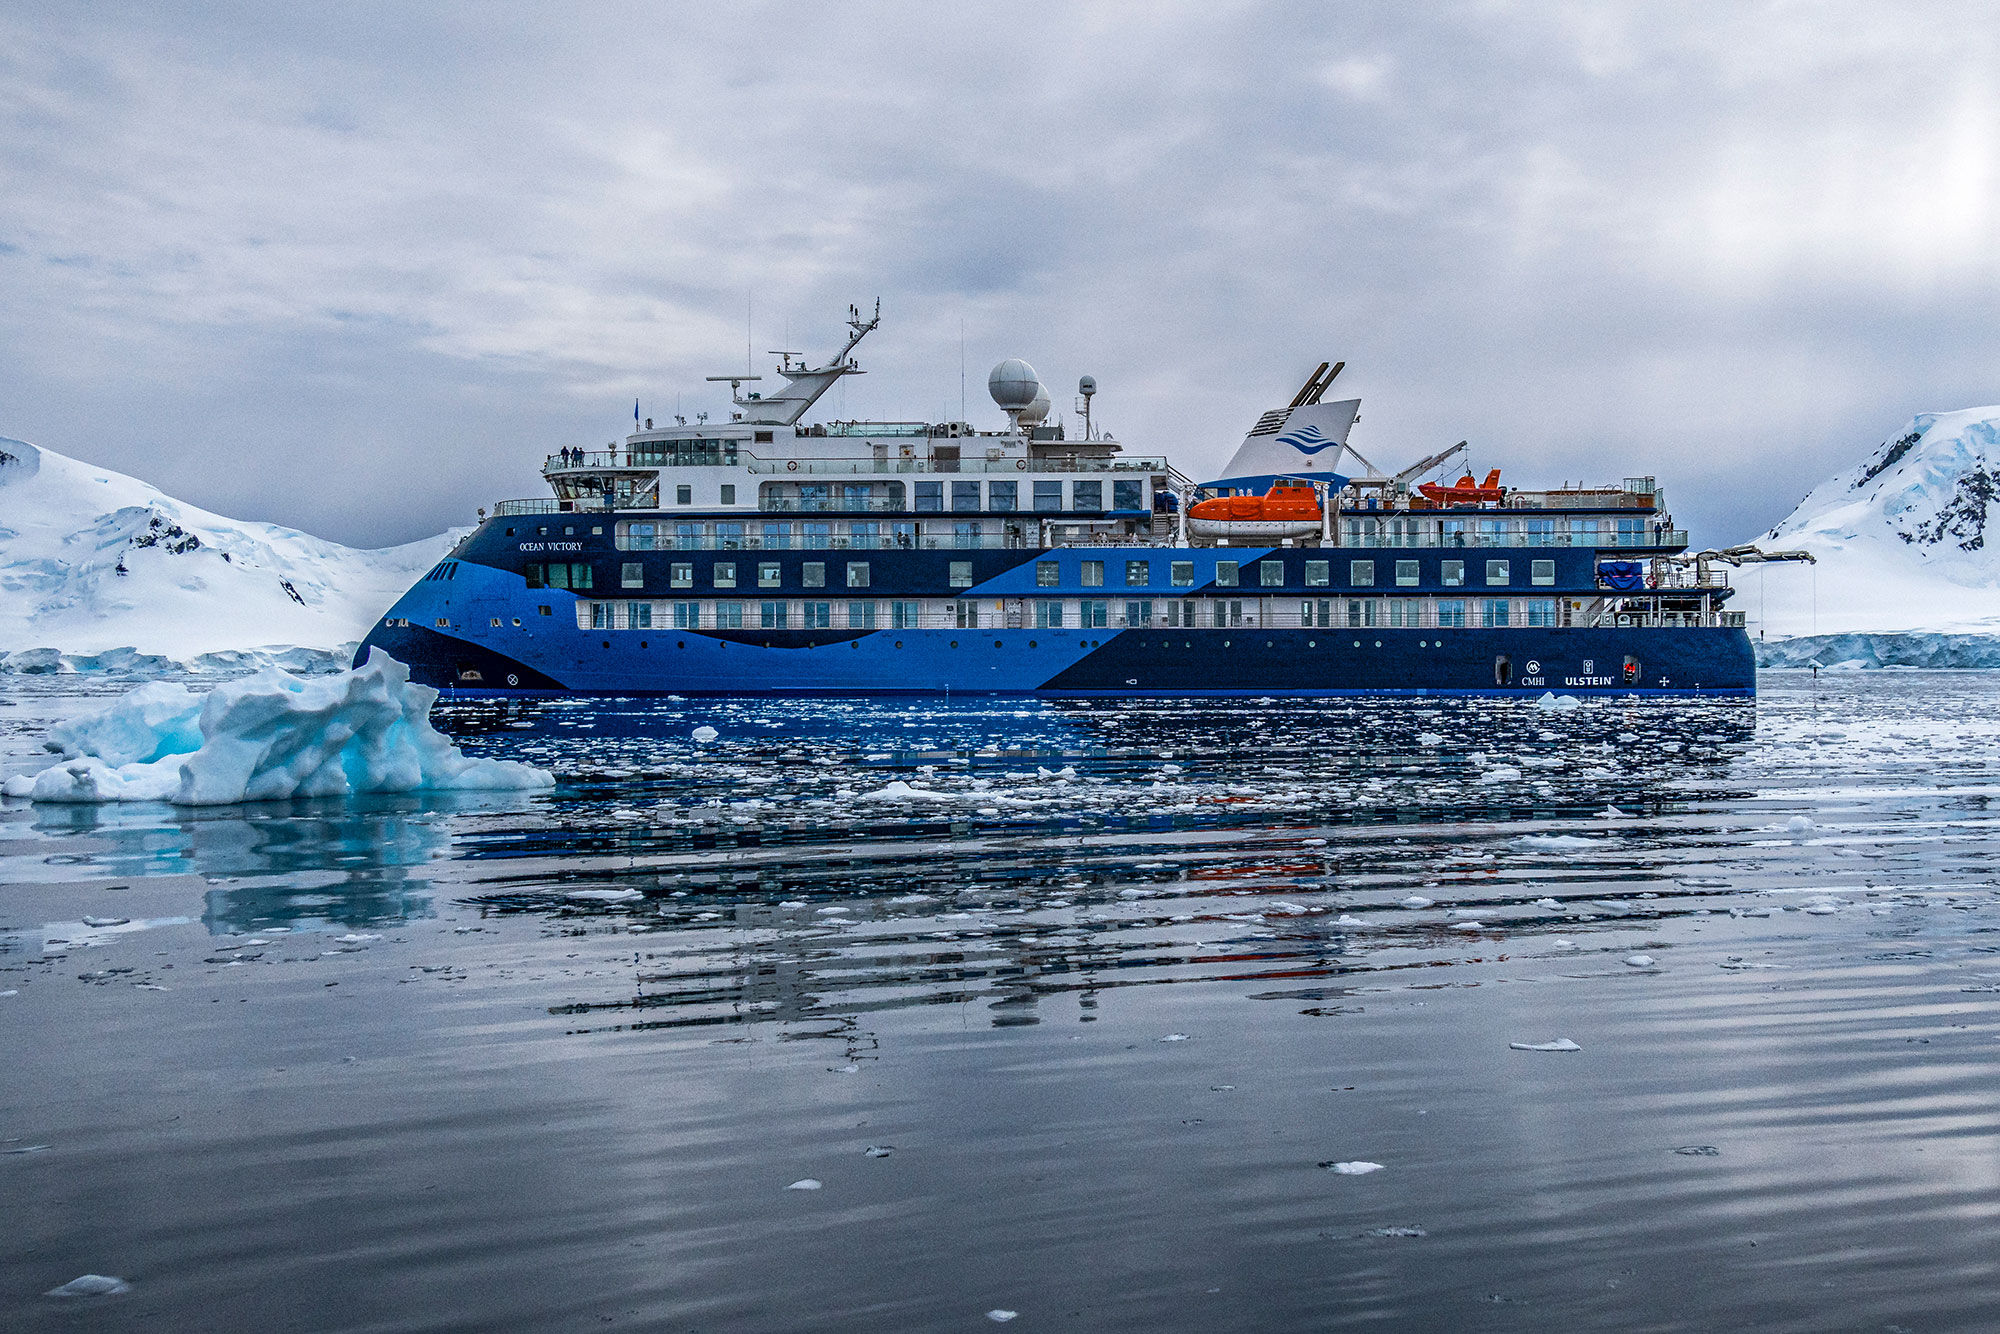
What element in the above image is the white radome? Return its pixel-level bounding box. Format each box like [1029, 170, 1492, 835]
[1019, 384, 1052, 425]
[988, 359, 1041, 411]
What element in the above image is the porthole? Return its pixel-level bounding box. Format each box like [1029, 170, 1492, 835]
[677, 641, 686, 649]
[1420, 640, 1427, 647]
[1223, 640, 1231, 648]
[1029, 640, 1037, 648]
[1308, 640, 1316, 648]
[1373, 640, 1381, 648]
[950, 640, 958, 648]
[602, 640, 610, 648]
[895, 640, 904, 648]
[1353, 641, 1361, 648]
[993, 640, 1003, 648]
[851, 641, 860, 649]
[640, 640, 648, 648]
[1266, 640, 1274, 648]
[510, 618, 521, 627]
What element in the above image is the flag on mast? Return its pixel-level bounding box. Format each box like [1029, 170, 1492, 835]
[634, 398, 641, 424]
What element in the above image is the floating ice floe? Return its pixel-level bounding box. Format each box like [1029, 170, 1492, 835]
[1625, 954, 1657, 968]
[1416, 732, 1444, 747]
[1511, 834, 1604, 851]
[1509, 1038, 1582, 1052]
[1400, 895, 1434, 910]
[785, 1178, 823, 1191]
[987, 1311, 1019, 1323]
[1160, 1033, 1191, 1042]
[44, 1275, 130, 1298]
[690, 725, 719, 742]
[1, 651, 552, 805]
[1362, 1225, 1428, 1238]
[1533, 692, 1583, 712]
[1326, 1161, 1384, 1175]
[859, 780, 957, 803]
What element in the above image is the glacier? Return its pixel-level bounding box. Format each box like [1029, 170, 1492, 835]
[0, 436, 457, 669]
[0, 651, 553, 805]
[1746, 406, 2000, 641]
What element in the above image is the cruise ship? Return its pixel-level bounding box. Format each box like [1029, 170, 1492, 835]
[359, 305, 1800, 697]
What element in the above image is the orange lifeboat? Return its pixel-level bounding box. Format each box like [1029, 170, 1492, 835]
[1416, 468, 1504, 506]
[1187, 481, 1323, 541]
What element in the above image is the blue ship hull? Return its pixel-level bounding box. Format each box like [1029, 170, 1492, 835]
[357, 532, 1756, 698]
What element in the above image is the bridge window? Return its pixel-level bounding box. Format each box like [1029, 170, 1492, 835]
[1113, 479, 1143, 511]
[915, 481, 944, 512]
[1033, 481, 1063, 512]
[1073, 480, 1103, 510]
[989, 481, 1018, 511]
[952, 481, 981, 512]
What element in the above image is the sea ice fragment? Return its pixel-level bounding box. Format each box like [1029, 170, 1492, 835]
[1326, 1161, 1384, 1175]
[691, 726, 719, 742]
[1509, 1039, 1582, 1052]
[785, 1179, 822, 1191]
[44, 1275, 130, 1298]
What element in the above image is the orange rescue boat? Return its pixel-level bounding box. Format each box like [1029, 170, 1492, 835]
[1416, 469, 1504, 506]
[1186, 481, 1324, 541]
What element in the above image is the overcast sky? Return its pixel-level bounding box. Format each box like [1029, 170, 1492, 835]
[4, 1, 1997, 548]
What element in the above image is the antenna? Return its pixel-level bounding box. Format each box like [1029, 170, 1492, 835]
[1305, 361, 1345, 405]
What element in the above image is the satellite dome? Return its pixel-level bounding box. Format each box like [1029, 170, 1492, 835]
[1078, 374, 1097, 396]
[987, 359, 1041, 411]
[1019, 384, 1052, 425]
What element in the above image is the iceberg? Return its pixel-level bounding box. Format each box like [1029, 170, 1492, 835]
[2, 650, 553, 805]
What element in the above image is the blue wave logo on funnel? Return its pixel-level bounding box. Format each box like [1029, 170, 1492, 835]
[1276, 423, 1343, 456]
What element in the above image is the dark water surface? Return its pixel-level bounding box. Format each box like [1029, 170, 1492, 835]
[5, 672, 2000, 1330]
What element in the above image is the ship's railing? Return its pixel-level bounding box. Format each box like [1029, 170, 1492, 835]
[1646, 566, 1730, 589]
[744, 455, 1167, 476]
[1334, 528, 1687, 550]
[619, 531, 1038, 552]
[492, 498, 564, 516]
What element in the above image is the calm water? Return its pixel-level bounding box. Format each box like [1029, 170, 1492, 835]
[5, 672, 2000, 1330]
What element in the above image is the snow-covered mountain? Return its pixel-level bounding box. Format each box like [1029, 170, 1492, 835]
[0, 437, 458, 670]
[1745, 406, 2000, 641]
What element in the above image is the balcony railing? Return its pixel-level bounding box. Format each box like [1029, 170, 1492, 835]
[744, 455, 1167, 476]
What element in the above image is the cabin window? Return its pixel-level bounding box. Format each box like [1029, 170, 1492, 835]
[675, 485, 692, 505]
[1301, 599, 1334, 627]
[1080, 560, 1105, 587]
[760, 602, 789, 629]
[1073, 480, 1104, 510]
[1214, 560, 1239, 588]
[949, 561, 974, 589]
[1388, 599, 1419, 627]
[618, 521, 658, 551]
[1035, 600, 1065, 628]
[952, 481, 981, 512]
[1033, 481, 1063, 512]
[1036, 560, 1060, 587]
[1437, 599, 1467, 628]
[590, 602, 612, 629]
[1113, 480, 1143, 511]
[1531, 559, 1556, 586]
[1081, 600, 1108, 628]
[1259, 560, 1284, 587]
[713, 562, 737, 588]
[847, 561, 870, 588]
[915, 481, 944, 512]
[802, 562, 826, 588]
[1527, 599, 1558, 627]
[892, 601, 922, 629]
[848, 601, 877, 629]
[762, 522, 791, 550]
[955, 601, 979, 629]
[803, 602, 831, 629]
[1124, 560, 1150, 587]
[720, 484, 736, 505]
[1171, 561, 1194, 587]
[754, 430, 773, 444]
[1441, 560, 1465, 587]
[624, 563, 646, 589]
[1124, 600, 1153, 627]
[672, 602, 699, 629]
[1305, 561, 1330, 587]
[1348, 600, 1378, 628]
[716, 523, 744, 550]
[1482, 598, 1511, 627]
[668, 563, 691, 589]
[715, 603, 744, 628]
[1214, 600, 1244, 627]
[627, 602, 653, 630]
[759, 562, 781, 588]
[1396, 560, 1420, 587]
[1349, 560, 1374, 587]
[989, 481, 1018, 511]
[953, 521, 982, 548]
[1486, 560, 1510, 586]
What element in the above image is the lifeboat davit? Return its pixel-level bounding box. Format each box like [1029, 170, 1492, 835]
[1187, 481, 1323, 541]
[1416, 469, 1504, 506]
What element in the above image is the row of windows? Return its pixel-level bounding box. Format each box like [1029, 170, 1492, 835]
[558, 555, 1567, 594]
[574, 596, 1567, 632]
[1033, 557, 1558, 589]
[620, 520, 1007, 552]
